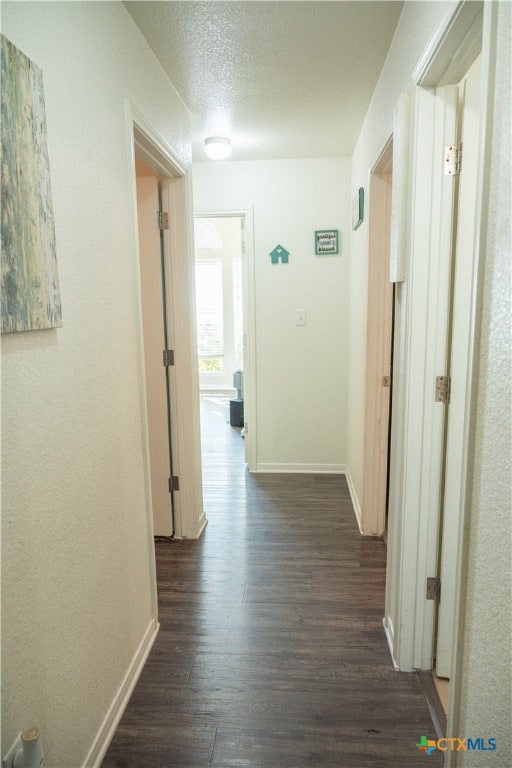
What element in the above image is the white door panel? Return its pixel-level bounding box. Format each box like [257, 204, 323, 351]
[436, 57, 482, 678]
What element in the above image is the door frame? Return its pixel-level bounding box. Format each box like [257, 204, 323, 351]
[134, 166, 177, 537]
[384, 0, 485, 671]
[194, 209, 257, 471]
[444, 5, 501, 761]
[436, 54, 482, 680]
[384, 79, 464, 672]
[361, 139, 394, 536]
[126, 101, 205, 543]
[381, 0, 500, 749]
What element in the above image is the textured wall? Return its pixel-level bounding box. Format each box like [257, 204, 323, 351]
[1, 3, 191, 765]
[456, 2, 512, 764]
[193, 158, 350, 471]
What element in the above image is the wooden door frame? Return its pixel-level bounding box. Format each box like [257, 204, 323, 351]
[361, 140, 394, 536]
[194, 209, 257, 472]
[126, 101, 205, 544]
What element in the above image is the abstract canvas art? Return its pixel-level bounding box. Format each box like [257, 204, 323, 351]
[1, 34, 62, 334]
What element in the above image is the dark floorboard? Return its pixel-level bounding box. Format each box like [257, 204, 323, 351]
[102, 396, 442, 768]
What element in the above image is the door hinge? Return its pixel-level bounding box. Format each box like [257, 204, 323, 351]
[444, 144, 462, 176]
[158, 211, 169, 230]
[163, 349, 175, 367]
[435, 375, 451, 404]
[426, 576, 441, 602]
[383, 375, 391, 387]
[168, 475, 179, 492]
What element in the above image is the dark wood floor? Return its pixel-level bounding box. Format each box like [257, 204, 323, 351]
[102, 396, 442, 768]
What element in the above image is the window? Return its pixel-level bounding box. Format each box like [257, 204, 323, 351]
[195, 259, 224, 372]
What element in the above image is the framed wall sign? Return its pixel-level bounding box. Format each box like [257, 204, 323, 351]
[352, 187, 364, 230]
[315, 229, 339, 255]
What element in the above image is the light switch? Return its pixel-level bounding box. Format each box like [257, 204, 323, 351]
[296, 310, 306, 326]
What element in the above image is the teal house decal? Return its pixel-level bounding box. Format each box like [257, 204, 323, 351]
[270, 244, 289, 264]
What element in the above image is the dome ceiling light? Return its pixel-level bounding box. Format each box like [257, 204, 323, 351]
[204, 136, 231, 160]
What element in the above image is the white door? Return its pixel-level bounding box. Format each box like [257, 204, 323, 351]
[362, 146, 394, 537]
[436, 56, 482, 678]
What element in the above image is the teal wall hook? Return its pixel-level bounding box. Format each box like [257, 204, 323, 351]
[270, 244, 289, 264]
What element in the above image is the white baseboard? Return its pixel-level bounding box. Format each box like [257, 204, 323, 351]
[383, 616, 400, 670]
[82, 618, 159, 768]
[254, 463, 345, 474]
[197, 511, 208, 538]
[344, 465, 363, 533]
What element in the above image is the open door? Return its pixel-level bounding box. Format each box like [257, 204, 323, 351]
[135, 154, 175, 536]
[384, 82, 463, 672]
[361, 140, 393, 536]
[362, 140, 394, 537]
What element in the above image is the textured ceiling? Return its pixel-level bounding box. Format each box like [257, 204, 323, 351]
[125, 1, 403, 161]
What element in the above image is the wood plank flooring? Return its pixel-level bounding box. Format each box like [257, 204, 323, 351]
[102, 396, 441, 768]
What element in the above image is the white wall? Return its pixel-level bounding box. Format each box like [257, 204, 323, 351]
[193, 158, 351, 472]
[456, 2, 511, 763]
[1, 3, 194, 765]
[346, 0, 458, 501]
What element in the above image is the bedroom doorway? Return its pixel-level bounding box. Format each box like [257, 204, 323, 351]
[194, 211, 256, 470]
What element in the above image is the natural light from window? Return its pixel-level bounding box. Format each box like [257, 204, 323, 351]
[195, 259, 224, 372]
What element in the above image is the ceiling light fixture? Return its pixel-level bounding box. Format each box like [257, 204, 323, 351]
[204, 136, 231, 160]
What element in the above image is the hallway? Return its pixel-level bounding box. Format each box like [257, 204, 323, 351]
[102, 397, 441, 767]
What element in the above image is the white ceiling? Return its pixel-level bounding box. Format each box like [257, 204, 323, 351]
[125, 1, 403, 162]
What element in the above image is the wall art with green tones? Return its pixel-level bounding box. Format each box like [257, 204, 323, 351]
[1, 34, 62, 334]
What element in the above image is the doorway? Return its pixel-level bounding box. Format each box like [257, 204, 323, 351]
[194, 216, 244, 392]
[194, 214, 246, 481]
[362, 140, 394, 537]
[194, 210, 257, 472]
[128, 108, 205, 543]
[135, 153, 176, 537]
[382, 1, 485, 686]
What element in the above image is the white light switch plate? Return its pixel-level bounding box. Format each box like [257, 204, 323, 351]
[296, 310, 306, 326]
